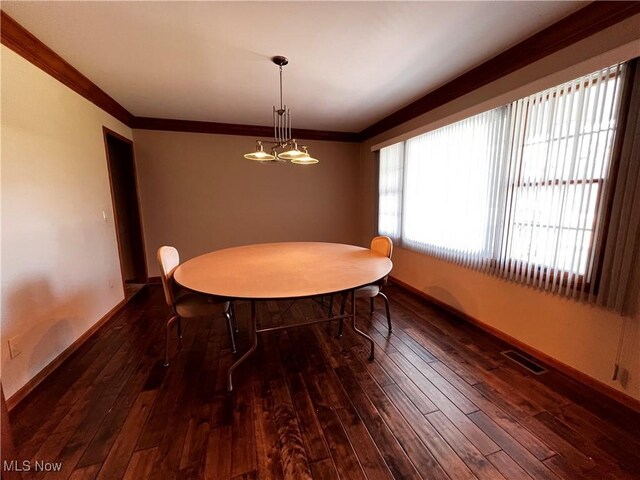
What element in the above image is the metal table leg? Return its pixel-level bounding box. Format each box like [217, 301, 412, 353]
[348, 289, 375, 360]
[227, 300, 258, 391]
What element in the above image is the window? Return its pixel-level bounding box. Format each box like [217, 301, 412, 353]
[503, 67, 623, 290]
[377, 143, 404, 242]
[401, 108, 509, 264]
[378, 63, 625, 298]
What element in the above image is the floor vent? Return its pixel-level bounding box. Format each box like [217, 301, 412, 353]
[501, 350, 547, 375]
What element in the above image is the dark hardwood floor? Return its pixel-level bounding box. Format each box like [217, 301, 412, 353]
[9, 284, 640, 479]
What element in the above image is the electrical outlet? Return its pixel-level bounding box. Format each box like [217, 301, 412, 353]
[102, 210, 108, 222]
[8, 335, 22, 359]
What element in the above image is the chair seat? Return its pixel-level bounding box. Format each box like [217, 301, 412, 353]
[355, 284, 381, 298]
[174, 293, 229, 318]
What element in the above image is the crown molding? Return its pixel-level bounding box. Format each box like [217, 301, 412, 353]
[358, 1, 640, 141]
[1, 10, 135, 126]
[3, 3, 639, 144]
[132, 117, 361, 143]
[0, 11, 359, 143]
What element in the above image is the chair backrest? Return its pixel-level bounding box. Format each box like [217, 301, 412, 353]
[157, 246, 180, 308]
[371, 236, 393, 259]
[371, 236, 393, 285]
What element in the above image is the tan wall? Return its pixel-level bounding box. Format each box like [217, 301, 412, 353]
[358, 15, 640, 401]
[1, 47, 132, 398]
[133, 130, 360, 277]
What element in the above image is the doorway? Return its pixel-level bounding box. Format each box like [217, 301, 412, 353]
[103, 127, 147, 300]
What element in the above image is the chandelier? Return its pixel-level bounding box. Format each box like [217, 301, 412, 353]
[243, 56, 319, 165]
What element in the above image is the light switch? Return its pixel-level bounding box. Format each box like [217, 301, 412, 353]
[8, 335, 22, 359]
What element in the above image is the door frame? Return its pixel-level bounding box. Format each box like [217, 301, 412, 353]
[102, 126, 148, 289]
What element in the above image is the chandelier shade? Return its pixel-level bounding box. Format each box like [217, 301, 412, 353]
[276, 140, 306, 160]
[290, 147, 319, 165]
[243, 141, 276, 161]
[243, 56, 319, 165]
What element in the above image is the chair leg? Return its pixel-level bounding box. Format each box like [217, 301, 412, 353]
[227, 300, 258, 392]
[177, 317, 183, 340]
[338, 293, 347, 338]
[378, 292, 392, 332]
[225, 310, 237, 354]
[164, 314, 180, 367]
[370, 297, 375, 314]
[328, 295, 334, 316]
[230, 301, 239, 332]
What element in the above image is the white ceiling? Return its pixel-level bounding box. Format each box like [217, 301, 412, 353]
[2, 1, 587, 132]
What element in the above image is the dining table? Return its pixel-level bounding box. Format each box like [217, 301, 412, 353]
[173, 241, 393, 391]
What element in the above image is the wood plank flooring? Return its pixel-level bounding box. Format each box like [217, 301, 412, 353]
[9, 284, 640, 479]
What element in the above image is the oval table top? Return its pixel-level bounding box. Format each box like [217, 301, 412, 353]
[174, 242, 393, 300]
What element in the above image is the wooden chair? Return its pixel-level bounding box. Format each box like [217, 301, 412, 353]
[158, 246, 237, 366]
[336, 236, 393, 336]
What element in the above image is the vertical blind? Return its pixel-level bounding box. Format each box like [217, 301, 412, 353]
[596, 59, 640, 312]
[402, 108, 511, 268]
[501, 64, 624, 299]
[379, 63, 629, 306]
[378, 143, 404, 241]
